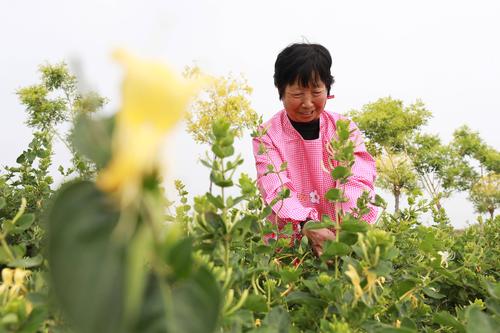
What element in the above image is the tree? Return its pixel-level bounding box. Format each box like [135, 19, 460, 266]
[376, 151, 419, 213]
[452, 125, 500, 174]
[348, 97, 431, 212]
[348, 96, 432, 156]
[451, 125, 500, 219]
[470, 173, 499, 219]
[183, 66, 258, 144]
[408, 133, 476, 209]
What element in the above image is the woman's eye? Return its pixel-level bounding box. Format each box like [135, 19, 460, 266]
[292, 94, 303, 98]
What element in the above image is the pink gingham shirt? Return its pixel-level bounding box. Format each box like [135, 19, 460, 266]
[252, 110, 378, 239]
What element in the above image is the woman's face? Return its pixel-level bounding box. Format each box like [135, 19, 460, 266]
[282, 80, 327, 123]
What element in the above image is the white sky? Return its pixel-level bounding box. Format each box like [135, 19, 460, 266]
[1, 0, 499, 228]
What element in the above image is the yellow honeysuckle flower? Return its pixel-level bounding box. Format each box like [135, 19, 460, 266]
[0, 268, 14, 295]
[10, 268, 30, 297]
[97, 49, 207, 204]
[345, 264, 363, 304]
[363, 268, 380, 302]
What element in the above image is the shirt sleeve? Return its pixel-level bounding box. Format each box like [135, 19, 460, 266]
[252, 132, 319, 223]
[341, 121, 379, 223]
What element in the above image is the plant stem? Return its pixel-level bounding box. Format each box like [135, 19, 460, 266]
[0, 233, 16, 262]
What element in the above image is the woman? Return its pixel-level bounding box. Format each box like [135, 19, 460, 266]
[252, 43, 378, 256]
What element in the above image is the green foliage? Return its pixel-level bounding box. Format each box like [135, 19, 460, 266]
[452, 125, 500, 174]
[348, 97, 431, 156]
[45, 116, 223, 333]
[2, 64, 499, 333]
[469, 173, 499, 219]
[409, 133, 476, 196]
[451, 126, 499, 218]
[0, 62, 106, 332]
[376, 152, 419, 213]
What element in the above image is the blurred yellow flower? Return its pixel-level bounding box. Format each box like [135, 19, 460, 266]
[97, 50, 207, 204]
[0, 268, 14, 295]
[345, 264, 363, 304]
[0, 268, 30, 298]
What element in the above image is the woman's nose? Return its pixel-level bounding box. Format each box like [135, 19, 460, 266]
[302, 95, 314, 108]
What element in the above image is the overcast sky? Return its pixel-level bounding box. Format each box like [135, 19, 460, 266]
[1, 0, 499, 228]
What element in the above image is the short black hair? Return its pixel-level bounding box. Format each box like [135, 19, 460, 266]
[274, 43, 334, 100]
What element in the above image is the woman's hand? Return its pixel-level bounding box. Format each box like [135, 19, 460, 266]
[301, 226, 336, 257]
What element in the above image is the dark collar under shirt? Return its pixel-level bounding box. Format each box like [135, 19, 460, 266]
[288, 117, 320, 140]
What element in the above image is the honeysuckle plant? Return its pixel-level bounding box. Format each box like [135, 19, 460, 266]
[2, 56, 499, 333]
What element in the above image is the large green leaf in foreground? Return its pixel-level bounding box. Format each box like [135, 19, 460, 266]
[47, 181, 125, 333]
[46, 180, 222, 333]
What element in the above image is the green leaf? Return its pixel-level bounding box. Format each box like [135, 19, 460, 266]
[47, 181, 125, 333]
[336, 119, 351, 141]
[226, 195, 244, 208]
[36, 148, 50, 158]
[255, 245, 274, 255]
[374, 260, 393, 276]
[232, 215, 257, 235]
[206, 193, 225, 209]
[167, 238, 193, 280]
[340, 218, 368, 233]
[7, 255, 43, 268]
[400, 317, 417, 330]
[279, 268, 302, 284]
[302, 221, 333, 230]
[258, 142, 266, 155]
[486, 298, 500, 316]
[373, 327, 416, 333]
[212, 144, 235, 158]
[243, 294, 268, 313]
[322, 241, 351, 257]
[11, 213, 35, 233]
[331, 166, 350, 180]
[18, 306, 48, 333]
[485, 281, 500, 300]
[285, 291, 326, 307]
[423, 286, 446, 299]
[372, 194, 387, 208]
[417, 227, 436, 253]
[124, 224, 152, 326]
[210, 171, 234, 188]
[129, 274, 167, 333]
[0, 197, 5, 210]
[16, 152, 26, 164]
[220, 135, 234, 147]
[200, 158, 212, 169]
[167, 266, 222, 333]
[466, 306, 497, 333]
[339, 231, 358, 245]
[204, 212, 226, 233]
[212, 119, 230, 139]
[278, 188, 290, 200]
[259, 206, 272, 220]
[393, 280, 416, 298]
[261, 306, 291, 333]
[433, 311, 465, 333]
[325, 188, 341, 202]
